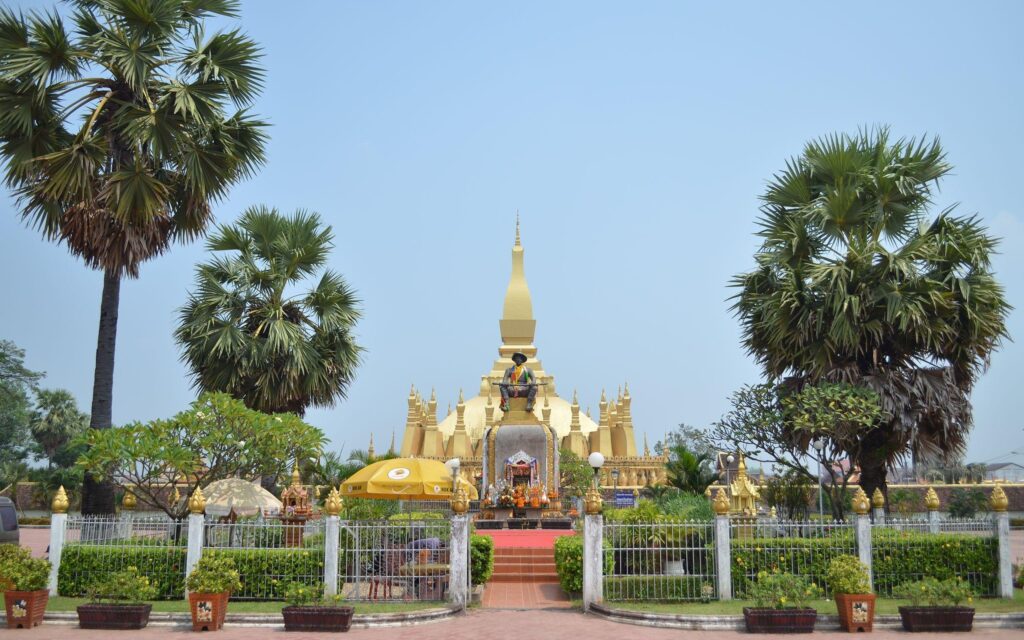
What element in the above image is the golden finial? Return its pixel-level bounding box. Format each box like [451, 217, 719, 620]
[324, 487, 343, 516]
[389, 430, 396, 455]
[122, 490, 137, 511]
[188, 487, 206, 514]
[600, 389, 607, 404]
[367, 433, 375, 459]
[871, 488, 885, 509]
[450, 484, 470, 514]
[584, 486, 603, 514]
[572, 389, 578, 405]
[924, 486, 940, 511]
[514, 211, 521, 246]
[712, 488, 730, 515]
[52, 485, 69, 514]
[171, 486, 181, 506]
[991, 483, 1009, 512]
[643, 433, 650, 457]
[852, 487, 870, 515]
[430, 387, 436, 401]
[770, 506, 777, 518]
[409, 384, 415, 397]
[314, 485, 321, 499]
[623, 382, 630, 398]
[458, 388, 464, 404]
[291, 462, 301, 487]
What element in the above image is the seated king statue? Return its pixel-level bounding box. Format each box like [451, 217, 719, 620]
[499, 351, 538, 412]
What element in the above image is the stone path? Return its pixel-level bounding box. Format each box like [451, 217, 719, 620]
[8, 609, 1024, 639]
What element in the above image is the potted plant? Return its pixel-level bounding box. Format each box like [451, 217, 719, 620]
[185, 554, 242, 631]
[281, 582, 354, 632]
[77, 567, 157, 629]
[895, 577, 975, 632]
[1, 545, 51, 629]
[826, 555, 875, 632]
[743, 571, 820, 634]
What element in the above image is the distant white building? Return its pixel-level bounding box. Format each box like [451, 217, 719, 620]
[984, 462, 1024, 483]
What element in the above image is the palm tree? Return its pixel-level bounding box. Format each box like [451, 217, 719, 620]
[176, 206, 363, 417]
[30, 388, 87, 467]
[664, 444, 717, 495]
[732, 128, 1010, 498]
[0, 2, 268, 513]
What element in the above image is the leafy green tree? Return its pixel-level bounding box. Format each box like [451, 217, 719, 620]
[732, 128, 1010, 499]
[176, 207, 363, 417]
[760, 470, 813, 520]
[78, 393, 326, 518]
[30, 388, 87, 467]
[0, 340, 41, 488]
[0, 1, 268, 513]
[947, 488, 987, 519]
[558, 448, 594, 500]
[664, 444, 717, 495]
[305, 447, 396, 489]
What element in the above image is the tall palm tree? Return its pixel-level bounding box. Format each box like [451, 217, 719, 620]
[732, 128, 1010, 498]
[175, 206, 363, 417]
[0, 1, 268, 513]
[664, 444, 717, 495]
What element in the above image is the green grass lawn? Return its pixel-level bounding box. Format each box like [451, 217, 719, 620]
[45, 597, 446, 614]
[600, 589, 1024, 615]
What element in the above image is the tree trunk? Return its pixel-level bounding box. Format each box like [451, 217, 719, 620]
[81, 269, 120, 515]
[857, 428, 893, 507]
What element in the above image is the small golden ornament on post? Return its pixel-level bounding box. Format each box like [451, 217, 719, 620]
[323, 487, 343, 516]
[852, 487, 870, 515]
[712, 487, 730, 516]
[871, 488, 885, 510]
[584, 487, 603, 515]
[990, 483, 1009, 512]
[769, 505, 777, 518]
[122, 490, 137, 511]
[450, 485, 470, 515]
[924, 487, 940, 511]
[52, 485, 69, 514]
[188, 486, 206, 515]
[171, 486, 181, 507]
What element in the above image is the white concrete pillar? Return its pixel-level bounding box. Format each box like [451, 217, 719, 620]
[47, 512, 67, 596]
[927, 509, 941, 534]
[185, 513, 205, 596]
[855, 513, 873, 591]
[997, 511, 1013, 598]
[715, 514, 732, 601]
[449, 514, 470, 609]
[324, 515, 340, 596]
[583, 513, 604, 611]
[872, 506, 885, 526]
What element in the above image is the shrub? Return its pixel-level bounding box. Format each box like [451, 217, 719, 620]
[749, 571, 820, 609]
[0, 545, 50, 592]
[87, 567, 158, 604]
[185, 553, 242, 594]
[826, 555, 871, 594]
[947, 488, 987, 519]
[603, 576, 710, 601]
[871, 530, 997, 596]
[470, 535, 494, 585]
[209, 549, 323, 600]
[553, 535, 612, 595]
[282, 581, 344, 607]
[895, 577, 974, 607]
[58, 545, 187, 599]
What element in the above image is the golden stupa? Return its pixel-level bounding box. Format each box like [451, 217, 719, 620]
[392, 220, 666, 488]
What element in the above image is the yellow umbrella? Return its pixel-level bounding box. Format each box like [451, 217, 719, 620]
[341, 458, 478, 500]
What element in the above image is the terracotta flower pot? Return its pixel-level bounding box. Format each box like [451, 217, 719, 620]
[898, 606, 975, 632]
[834, 593, 876, 632]
[743, 607, 817, 634]
[188, 591, 230, 631]
[77, 603, 153, 630]
[4, 589, 49, 629]
[282, 605, 354, 632]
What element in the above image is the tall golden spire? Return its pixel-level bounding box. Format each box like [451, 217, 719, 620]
[367, 433, 375, 458]
[499, 215, 536, 358]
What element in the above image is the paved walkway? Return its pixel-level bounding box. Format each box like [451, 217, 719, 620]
[481, 581, 572, 609]
[8, 609, 1024, 639]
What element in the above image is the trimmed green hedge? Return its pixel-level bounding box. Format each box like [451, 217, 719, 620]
[604, 575, 711, 601]
[470, 534, 494, 585]
[554, 534, 613, 596]
[206, 548, 325, 600]
[58, 545, 187, 599]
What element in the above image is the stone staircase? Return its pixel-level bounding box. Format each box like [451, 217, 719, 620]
[490, 547, 559, 583]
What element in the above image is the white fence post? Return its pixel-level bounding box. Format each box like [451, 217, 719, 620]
[47, 512, 67, 596]
[714, 514, 732, 601]
[324, 514, 340, 596]
[583, 513, 603, 611]
[996, 510, 1013, 598]
[185, 512, 205, 597]
[927, 509, 941, 534]
[855, 513, 873, 591]
[449, 513, 470, 609]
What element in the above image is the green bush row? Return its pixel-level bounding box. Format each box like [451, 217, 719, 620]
[206, 548, 325, 600]
[470, 534, 494, 585]
[604, 575, 713, 602]
[58, 545, 187, 599]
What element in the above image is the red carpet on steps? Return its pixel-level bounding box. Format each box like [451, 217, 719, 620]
[477, 529, 574, 548]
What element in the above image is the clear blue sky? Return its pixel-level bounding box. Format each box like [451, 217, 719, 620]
[2, 1, 1022, 467]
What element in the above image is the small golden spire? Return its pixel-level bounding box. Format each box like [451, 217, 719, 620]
[171, 486, 181, 506]
[122, 490, 137, 511]
[515, 210, 521, 246]
[991, 483, 1009, 512]
[52, 485, 69, 514]
[291, 462, 301, 487]
[188, 487, 206, 514]
[871, 488, 885, 509]
[852, 487, 870, 515]
[458, 388, 464, 404]
[572, 389, 578, 405]
[712, 488, 730, 515]
[367, 433, 375, 458]
[623, 382, 630, 398]
[324, 487, 343, 516]
[388, 430, 396, 455]
[643, 433, 650, 457]
[924, 486, 940, 511]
